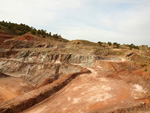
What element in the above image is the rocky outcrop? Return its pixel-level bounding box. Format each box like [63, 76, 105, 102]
[0, 58, 82, 85]
[10, 51, 96, 65]
[0, 50, 97, 86]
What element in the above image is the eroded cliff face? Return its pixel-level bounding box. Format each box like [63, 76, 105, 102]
[0, 32, 14, 46]
[0, 50, 97, 85]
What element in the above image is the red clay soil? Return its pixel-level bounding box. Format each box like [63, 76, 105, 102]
[17, 35, 34, 41]
[0, 69, 90, 113]
[134, 66, 150, 81]
[0, 77, 35, 103]
[142, 98, 150, 107]
[36, 77, 55, 88]
[0, 32, 13, 45]
[23, 68, 147, 113]
[94, 60, 139, 73]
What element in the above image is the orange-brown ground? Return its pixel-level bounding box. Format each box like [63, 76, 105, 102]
[23, 67, 147, 113]
[0, 77, 35, 103]
[17, 35, 34, 41]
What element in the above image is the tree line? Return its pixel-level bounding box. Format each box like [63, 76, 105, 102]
[98, 41, 140, 49]
[0, 20, 62, 39]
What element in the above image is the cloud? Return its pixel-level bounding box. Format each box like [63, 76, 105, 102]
[0, 0, 150, 45]
[0, 0, 82, 26]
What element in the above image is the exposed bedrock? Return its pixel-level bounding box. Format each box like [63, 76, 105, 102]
[0, 59, 82, 85]
[0, 50, 143, 86]
[0, 51, 97, 85]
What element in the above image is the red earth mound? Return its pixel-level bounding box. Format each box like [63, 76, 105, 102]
[18, 35, 34, 41]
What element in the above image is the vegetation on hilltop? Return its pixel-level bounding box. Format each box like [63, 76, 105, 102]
[97, 41, 148, 50]
[127, 44, 139, 50]
[0, 20, 149, 48]
[0, 20, 67, 41]
[0, 21, 31, 35]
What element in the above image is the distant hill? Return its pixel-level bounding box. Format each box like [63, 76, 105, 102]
[0, 20, 149, 50]
[0, 21, 68, 42]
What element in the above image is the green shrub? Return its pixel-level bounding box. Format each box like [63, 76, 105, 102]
[31, 29, 36, 35]
[0, 20, 65, 41]
[113, 42, 120, 48]
[141, 64, 147, 67]
[98, 41, 102, 46]
[128, 44, 139, 50]
[108, 42, 112, 46]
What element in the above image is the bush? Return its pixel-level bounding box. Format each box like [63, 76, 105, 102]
[53, 34, 59, 39]
[145, 68, 148, 72]
[31, 29, 36, 35]
[113, 42, 120, 48]
[37, 30, 41, 35]
[98, 41, 102, 46]
[108, 42, 112, 46]
[128, 44, 139, 50]
[141, 64, 147, 67]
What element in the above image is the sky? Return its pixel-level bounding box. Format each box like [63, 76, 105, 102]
[0, 0, 150, 46]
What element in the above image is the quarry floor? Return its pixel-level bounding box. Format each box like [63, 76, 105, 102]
[23, 67, 147, 113]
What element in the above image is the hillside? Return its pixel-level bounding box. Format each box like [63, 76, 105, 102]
[0, 21, 68, 42]
[0, 21, 150, 113]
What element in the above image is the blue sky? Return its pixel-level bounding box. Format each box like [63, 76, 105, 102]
[0, 0, 150, 45]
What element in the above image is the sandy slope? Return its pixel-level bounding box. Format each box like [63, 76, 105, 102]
[0, 77, 35, 103]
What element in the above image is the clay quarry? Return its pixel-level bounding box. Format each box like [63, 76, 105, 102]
[0, 22, 150, 113]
